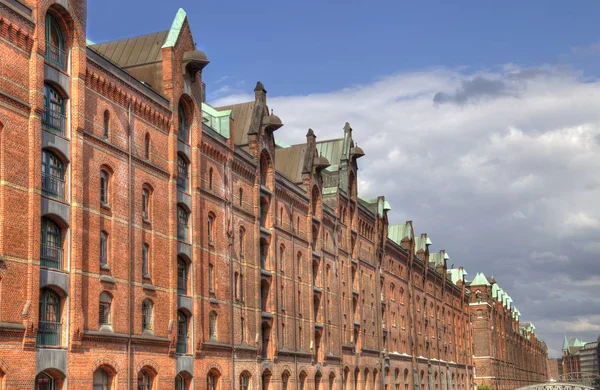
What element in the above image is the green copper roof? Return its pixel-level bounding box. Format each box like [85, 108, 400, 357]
[471, 272, 491, 286]
[384, 200, 392, 211]
[447, 268, 468, 285]
[162, 8, 187, 49]
[275, 138, 290, 148]
[388, 223, 412, 245]
[86, 39, 95, 46]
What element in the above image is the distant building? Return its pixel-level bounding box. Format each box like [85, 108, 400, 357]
[547, 358, 562, 381]
[562, 336, 600, 377]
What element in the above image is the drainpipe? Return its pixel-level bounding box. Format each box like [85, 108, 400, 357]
[227, 158, 236, 390]
[290, 203, 299, 381]
[127, 102, 133, 390]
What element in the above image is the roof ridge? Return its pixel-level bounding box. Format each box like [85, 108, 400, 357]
[90, 29, 169, 47]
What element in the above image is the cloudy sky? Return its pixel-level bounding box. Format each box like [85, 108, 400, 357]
[89, 0, 600, 357]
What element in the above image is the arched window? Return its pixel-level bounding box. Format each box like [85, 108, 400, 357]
[315, 372, 322, 390]
[142, 243, 149, 277]
[100, 170, 109, 205]
[36, 371, 55, 390]
[103, 110, 109, 139]
[93, 367, 111, 390]
[38, 289, 61, 346]
[282, 372, 289, 390]
[239, 226, 245, 258]
[207, 371, 218, 390]
[329, 373, 335, 390]
[207, 214, 214, 244]
[41, 217, 62, 269]
[176, 374, 186, 390]
[100, 231, 108, 268]
[99, 292, 112, 328]
[177, 154, 189, 191]
[240, 372, 251, 390]
[209, 311, 217, 340]
[45, 13, 67, 70]
[144, 133, 150, 159]
[299, 372, 306, 390]
[177, 256, 188, 295]
[43, 83, 65, 136]
[177, 205, 189, 242]
[142, 299, 153, 332]
[138, 370, 152, 390]
[177, 310, 188, 354]
[142, 188, 150, 220]
[178, 102, 189, 142]
[41, 149, 65, 200]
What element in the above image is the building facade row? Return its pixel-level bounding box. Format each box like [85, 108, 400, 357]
[0, 1, 545, 389]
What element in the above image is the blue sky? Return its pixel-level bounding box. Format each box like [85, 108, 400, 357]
[88, 1, 600, 97]
[88, 1, 600, 358]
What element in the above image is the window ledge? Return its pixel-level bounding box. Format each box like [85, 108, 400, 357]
[99, 324, 114, 333]
[101, 202, 111, 210]
[142, 283, 156, 291]
[100, 275, 115, 284]
[209, 297, 218, 304]
[142, 217, 151, 225]
[100, 264, 110, 271]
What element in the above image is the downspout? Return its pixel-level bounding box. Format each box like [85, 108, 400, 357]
[227, 158, 236, 390]
[127, 102, 133, 390]
[290, 203, 299, 380]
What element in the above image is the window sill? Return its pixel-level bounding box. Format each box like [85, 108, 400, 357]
[142, 217, 151, 225]
[101, 202, 111, 210]
[142, 283, 156, 291]
[99, 324, 113, 333]
[100, 264, 110, 271]
[99, 275, 115, 284]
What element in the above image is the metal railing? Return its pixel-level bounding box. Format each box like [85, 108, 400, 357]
[37, 320, 61, 346]
[42, 109, 67, 136]
[41, 243, 63, 269]
[177, 277, 187, 295]
[176, 336, 188, 354]
[42, 172, 65, 200]
[177, 224, 188, 242]
[45, 41, 67, 71]
[177, 175, 188, 192]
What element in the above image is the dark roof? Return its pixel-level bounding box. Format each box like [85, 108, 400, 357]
[90, 31, 168, 69]
[275, 144, 307, 184]
[215, 101, 255, 146]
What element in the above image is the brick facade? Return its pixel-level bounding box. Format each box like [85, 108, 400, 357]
[0, 1, 545, 389]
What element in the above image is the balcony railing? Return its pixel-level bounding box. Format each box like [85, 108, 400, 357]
[176, 337, 188, 354]
[42, 172, 65, 201]
[178, 125, 189, 142]
[177, 225, 188, 242]
[41, 243, 63, 269]
[37, 320, 61, 346]
[45, 41, 67, 71]
[177, 277, 187, 295]
[42, 108, 66, 137]
[177, 175, 188, 192]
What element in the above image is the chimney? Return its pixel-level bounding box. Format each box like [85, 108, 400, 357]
[254, 81, 267, 104]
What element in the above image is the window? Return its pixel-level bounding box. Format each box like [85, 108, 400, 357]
[142, 188, 149, 220]
[103, 110, 109, 139]
[45, 13, 67, 70]
[144, 133, 150, 159]
[279, 245, 285, 273]
[239, 273, 244, 301]
[41, 150, 65, 200]
[176, 375, 186, 390]
[142, 244, 149, 277]
[99, 292, 112, 327]
[209, 311, 217, 340]
[299, 373, 306, 390]
[239, 227, 245, 258]
[208, 167, 213, 190]
[177, 311, 188, 354]
[282, 373, 289, 390]
[142, 299, 153, 332]
[177, 154, 189, 191]
[41, 217, 62, 269]
[36, 372, 56, 390]
[100, 170, 109, 205]
[234, 272, 239, 300]
[177, 257, 188, 295]
[207, 371, 218, 390]
[207, 214, 214, 244]
[38, 289, 61, 346]
[42, 83, 66, 136]
[177, 205, 189, 241]
[208, 264, 214, 292]
[138, 370, 152, 390]
[100, 231, 108, 268]
[239, 188, 243, 207]
[93, 368, 110, 390]
[178, 102, 189, 142]
[241, 316, 245, 343]
[240, 373, 250, 390]
[297, 253, 302, 280]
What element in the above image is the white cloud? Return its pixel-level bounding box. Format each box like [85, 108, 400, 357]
[211, 66, 600, 355]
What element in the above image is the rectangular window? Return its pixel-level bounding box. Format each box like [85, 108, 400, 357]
[208, 264, 214, 292]
[142, 190, 149, 219]
[100, 232, 107, 267]
[99, 301, 111, 325]
[142, 244, 149, 277]
[100, 172, 108, 204]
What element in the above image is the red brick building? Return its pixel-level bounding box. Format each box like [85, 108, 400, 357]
[468, 273, 547, 389]
[0, 1, 544, 389]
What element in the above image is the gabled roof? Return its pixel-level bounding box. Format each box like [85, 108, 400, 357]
[388, 223, 412, 245]
[316, 138, 345, 172]
[471, 272, 491, 286]
[91, 30, 169, 69]
[275, 144, 307, 184]
[215, 101, 255, 146]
